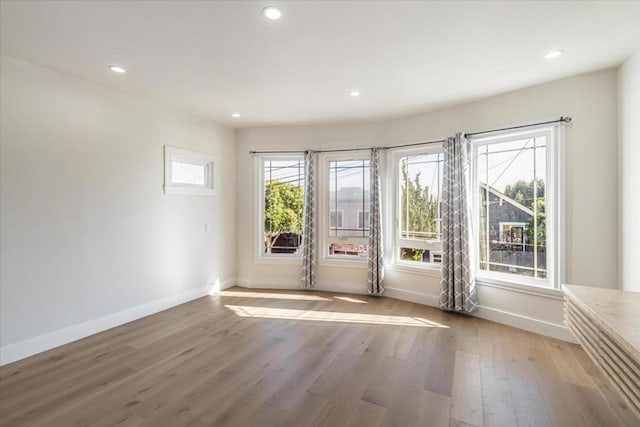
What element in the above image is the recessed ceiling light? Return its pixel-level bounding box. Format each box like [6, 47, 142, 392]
[349, 90, 361, 97]
[262, 6, 282, 20]
[231, 113, 241, 118]
[544, 50, 564, 59]
[108, 65, 126, 73]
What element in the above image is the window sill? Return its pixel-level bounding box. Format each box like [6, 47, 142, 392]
[476, 276, 564, 300]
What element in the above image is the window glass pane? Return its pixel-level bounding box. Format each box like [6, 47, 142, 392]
[330, 211, 343, 228]
[399, 248, 442, 264]
[329, 160, 370, 238]
[263, 159, 305, 255]
[399, 152, 443, 264]
[477, 136, 547, 278]
[357, 211, 370, 229]
[172, 161, 206, 185]
[328, 243, 368, 257]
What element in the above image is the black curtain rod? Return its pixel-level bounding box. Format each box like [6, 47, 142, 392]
[387, 138, 445, 150]
[466, 116, 571, 137]
[248, 139, 443, 155]
[248, 117, 571, 155]
[248, 146, 377, 155]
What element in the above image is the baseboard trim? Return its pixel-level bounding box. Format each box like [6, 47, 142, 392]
[475, 305, 575, 343]
[384, 286, 441, 307]
[0, 278, 235, 366]
[236, 278, 299, 289]
[236, 279, 366, 295]
[209, 277, 237, 293]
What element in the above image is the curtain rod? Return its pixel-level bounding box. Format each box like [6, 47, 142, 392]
[248, 139, 443, 155]
[466, 116, 571, 137]
[248, 116, 571, 155]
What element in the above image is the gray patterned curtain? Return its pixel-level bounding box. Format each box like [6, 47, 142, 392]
[440, 133, 478, 312]
[368, 147, 384, 295]
[301, 150, 316, 289]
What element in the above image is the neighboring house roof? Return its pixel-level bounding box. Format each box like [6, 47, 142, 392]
[481, 183, 535, 217]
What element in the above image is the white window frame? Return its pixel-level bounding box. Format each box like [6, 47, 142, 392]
[319, 152, 370, 266]
[164, 145, 218, 195]
[255, 154, 305, 262]
[391, 145, 445, 271]
[471, 124, 563, 290]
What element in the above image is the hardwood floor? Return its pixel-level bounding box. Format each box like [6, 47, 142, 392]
[0, 287, 637, 427]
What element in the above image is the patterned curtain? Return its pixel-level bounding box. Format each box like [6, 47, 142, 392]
[368, 147, 384, 295]
[301, 150, 316, 289]
[440, 133, 478, 312]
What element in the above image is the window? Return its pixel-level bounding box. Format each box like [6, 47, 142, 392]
[260, 157, 305, 257]
[395, 149, 444, 266]
[357, 210, 370, 230]
[499, 222, 527, 252]
[325, 158, 370, 260]
[330, 210, 344, 229]
[172, 162, 206, 185]
[473, 126, 560, 287]
[164, 146, 217, 195]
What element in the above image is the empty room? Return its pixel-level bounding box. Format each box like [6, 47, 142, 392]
[1, 1, 639, 426]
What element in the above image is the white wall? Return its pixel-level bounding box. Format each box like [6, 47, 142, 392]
[0, 55, 236, 364]
[236, 68, 620, 341]
[618, 49, 640, 293]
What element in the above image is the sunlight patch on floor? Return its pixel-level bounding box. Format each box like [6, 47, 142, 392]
[333, 296, 368, 304]
[225, 305, 449, 328]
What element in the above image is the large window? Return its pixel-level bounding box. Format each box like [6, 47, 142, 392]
[326, 158, 370, 259]
[260, 157, 305, 257]
[395, 149, 444, 266]
[473, 126, 559, 287]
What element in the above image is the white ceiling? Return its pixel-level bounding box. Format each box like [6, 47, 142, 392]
[1, 1, 639, 128]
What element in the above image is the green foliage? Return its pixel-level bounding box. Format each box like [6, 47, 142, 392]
[264, 180, 304, 234]
[504, 179, 545, 209]
[400, 247, 426, 262]
[527, 198, 546, 248]
[400, 165, 439, 239]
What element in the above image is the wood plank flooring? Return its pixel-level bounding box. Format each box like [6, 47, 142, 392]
[0, 287, 637, 427]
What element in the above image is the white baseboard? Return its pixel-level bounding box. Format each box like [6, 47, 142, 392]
[236, 278, 366, 295]
[236, 278, 299, 289]
[209, 277, 237, 293]
[0, 278, 235, 366]
[236, 279, 574, 343]
[384, 286, 441, 307]
[474, 305, 575, 343]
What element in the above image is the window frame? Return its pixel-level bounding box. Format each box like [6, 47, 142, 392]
[164, 145, 218, 195]
[319, 152, 371, 266]
[255, 154, 306, 262]
[470, 124, 563, 290]
[390, 144, 445, 271]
